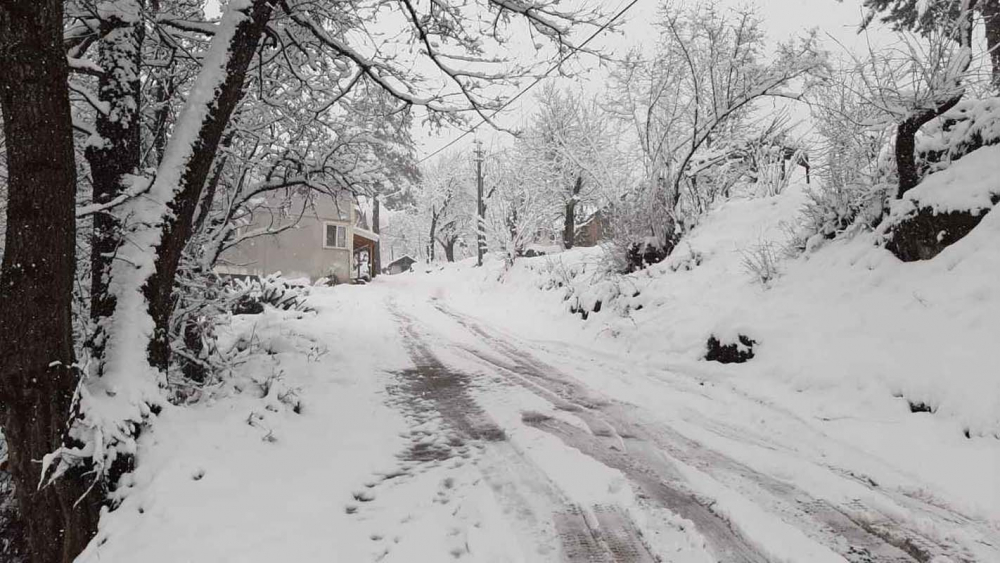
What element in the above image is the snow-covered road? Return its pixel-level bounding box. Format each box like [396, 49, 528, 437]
[363, 278, 1000, 563]
[78, 275, 1000, 563]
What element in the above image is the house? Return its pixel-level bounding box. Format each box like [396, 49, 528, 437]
[215, 191, 379, 284]
[574, 209, 611, 247]
[384, 255, 417, 275]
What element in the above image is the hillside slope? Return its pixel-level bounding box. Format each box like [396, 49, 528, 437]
[409, 180, 1000, 521]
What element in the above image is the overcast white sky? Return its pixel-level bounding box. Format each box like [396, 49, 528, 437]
[409, 0, 889, 161]
[211, 0, 891, 160]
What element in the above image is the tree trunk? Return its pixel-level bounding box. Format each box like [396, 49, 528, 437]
[896, 94, 964, 199]
[429, 213, 438, 262]
[982, 0, 1000, 90]
[563, 175, 582, 249]
[442, 237, 456, 262]
[86, 5, 143, 359]
[143, 0, 276, 371]
[0, 1, 102, 561]
[192, 126, 240, 248]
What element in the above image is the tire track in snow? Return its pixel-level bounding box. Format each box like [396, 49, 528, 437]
[384, 298, 658, 562]
[430, 302, 992, 563]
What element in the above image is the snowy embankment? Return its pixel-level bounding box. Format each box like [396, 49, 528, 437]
[75, 293, 412, 562]
[404, 179, 1000, 522]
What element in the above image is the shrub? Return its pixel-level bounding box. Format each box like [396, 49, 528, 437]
[705, 334, 756, 364]
[740, 240, 781, 287]
[225, 274, 314, 315]
[800, 181, 893, 241]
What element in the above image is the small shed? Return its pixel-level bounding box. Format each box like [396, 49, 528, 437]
[385, 255, 417, 275]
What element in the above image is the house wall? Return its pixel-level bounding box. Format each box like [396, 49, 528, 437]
[574, 211, 611, 248]
[216, 192, 358, 283]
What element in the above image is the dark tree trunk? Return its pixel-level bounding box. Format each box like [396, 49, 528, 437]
[895, 1, 975, 198]
[192, 128, 237, 238]
[144, 0, 276, 371]
[442, 237, 456, 262]
[563, 175, 583, 249]
[0, 1, 103, 561]
[372, 198, 381, 276]
[429, 213, 438, 262]
[896, 95, 964, 199]
[85, 9, 143, 359]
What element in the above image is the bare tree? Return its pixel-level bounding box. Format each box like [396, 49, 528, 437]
[861, 0, 1000, 89]
[484, 147, 561, 267]
[419, 152, 473, 262]
[523, 84, 618, 249]
[609, 1, 824, 254]
[841, 6, 977, 199]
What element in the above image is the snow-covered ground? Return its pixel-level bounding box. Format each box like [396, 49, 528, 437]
[77, 181, 1000, 562]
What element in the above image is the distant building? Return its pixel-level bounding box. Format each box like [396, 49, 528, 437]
[574, 209, 611, 247]
[384, 255, 417, 275]
[215, 191, 379, 284]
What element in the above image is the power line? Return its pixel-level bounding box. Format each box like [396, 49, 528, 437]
[416, 0, 640, 164]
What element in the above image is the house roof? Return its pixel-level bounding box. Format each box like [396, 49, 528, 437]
[353, 227, 380, 242]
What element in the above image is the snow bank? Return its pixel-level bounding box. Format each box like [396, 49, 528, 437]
[900, 144, 1000, 213]
[77, 292, 412, 562]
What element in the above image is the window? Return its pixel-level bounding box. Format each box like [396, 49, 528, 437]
[324, 223, 347, 249]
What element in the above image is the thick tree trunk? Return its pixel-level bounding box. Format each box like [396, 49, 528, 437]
[563, 175, 582, 249]
[86, 6, 143, 357]
[442, 237, 456, 262]
[896, 94, 963, 199]
[144, 0, 276, 370]
[982, 0, 1000, 90]
[0, 1, 102, 561]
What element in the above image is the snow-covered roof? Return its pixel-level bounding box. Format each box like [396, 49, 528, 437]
[387, 255, 416, 267]
[353, 227, 380, 241]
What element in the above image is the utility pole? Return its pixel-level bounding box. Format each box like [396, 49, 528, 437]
[474, 139, 485, 267]
[372, 196, 381, 277]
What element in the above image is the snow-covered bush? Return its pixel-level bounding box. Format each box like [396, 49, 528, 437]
[804, 64, 896, 239]
[603, 184, 677, 274]
[666, 244, 704, 272]
[226, 274, 314, 315]
[165, 272, 314, 391]
[800, 181, 893, 241]
[740, 240, 782, 287]
[520, 250, 642, 320]
[748, 143, 796, 197]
